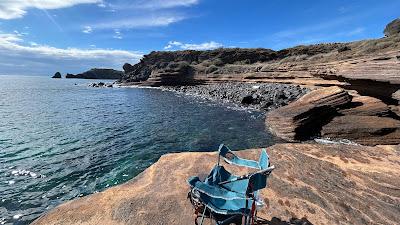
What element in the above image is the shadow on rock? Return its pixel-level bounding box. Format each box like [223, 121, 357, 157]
[256, 217, 314, 225]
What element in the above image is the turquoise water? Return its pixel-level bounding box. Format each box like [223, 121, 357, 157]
[0, 75, 275, 224]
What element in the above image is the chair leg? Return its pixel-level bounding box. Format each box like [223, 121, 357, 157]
[219, 214, 242, 225]
[199, 207, 207, 225]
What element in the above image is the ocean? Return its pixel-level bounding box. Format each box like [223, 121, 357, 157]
[0, 75, 275, 224]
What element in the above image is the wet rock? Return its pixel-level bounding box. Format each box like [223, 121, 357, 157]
[89, 82, 113, 88]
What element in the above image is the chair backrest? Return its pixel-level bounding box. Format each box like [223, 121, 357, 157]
[218, 144, 269, 170]
[217, 144, 274, 195]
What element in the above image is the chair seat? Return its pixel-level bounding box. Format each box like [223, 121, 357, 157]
[188, 176, 254, 215]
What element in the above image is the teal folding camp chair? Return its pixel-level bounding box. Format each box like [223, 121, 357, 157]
[188, 144, 274, 225]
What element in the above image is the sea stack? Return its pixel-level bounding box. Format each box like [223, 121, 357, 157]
[52, 72, 62, 78]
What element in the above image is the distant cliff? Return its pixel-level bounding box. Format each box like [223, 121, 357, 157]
[120, 18, 400, 89]
[66, 68, 123, 79]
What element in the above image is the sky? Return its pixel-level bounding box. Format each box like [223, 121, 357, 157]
[0, 0, 399, 76]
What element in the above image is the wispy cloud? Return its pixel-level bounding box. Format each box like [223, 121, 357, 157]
[269, 26, 367, 50]
[0, 32, 142, 75]
[109, 0, 199, 10]
[164, 41, 223, 50]
[92, 15, 185, 29]
[113, 30, 123, 39]
[0, 0, 102, 20]
[82, 26, 93, 34]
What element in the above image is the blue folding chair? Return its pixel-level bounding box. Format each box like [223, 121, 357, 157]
[188, 144, 275, 225]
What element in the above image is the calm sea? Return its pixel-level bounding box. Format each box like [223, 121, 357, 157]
[0, 75, 275, 224]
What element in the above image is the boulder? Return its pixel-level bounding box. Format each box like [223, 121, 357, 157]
[384, 18, 400, 37]
[266, 86, 352, 141]
[51, 72, 61, 78]
[32, 143, 400, 225]
[321, 115, 400, 145]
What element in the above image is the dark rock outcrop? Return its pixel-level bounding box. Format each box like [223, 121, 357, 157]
[384, 18, 400, 37]
[164, 82, 309, 110]
[32, 143, 400, 225]
[51, 72, 61, 78]
[66, 68, 123, 79]
[266, 86, 352, 141]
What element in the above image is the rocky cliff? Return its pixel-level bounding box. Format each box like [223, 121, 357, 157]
[119, 18, 400, 146]
[66, 68, 123, 79]
[121, 19, 400, 90]
[266, 86, 400, 145]
[32, 143, 400, 225]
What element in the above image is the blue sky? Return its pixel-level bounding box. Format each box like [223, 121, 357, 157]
[0, 0, 399, 75]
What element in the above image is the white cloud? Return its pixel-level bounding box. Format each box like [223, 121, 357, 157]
[82, 26, 93, 34]
[347, 27, 365, 36]
[113, 30, 123, 39]
[109, 0, 199, 10]
[0, 32, 142, 75]
[0, 0, 102, 19]
[92, 15, 185, 29]
[164, 41, 223, 50]
[97, 2, 107, 8]
[273, 16, 354, 39]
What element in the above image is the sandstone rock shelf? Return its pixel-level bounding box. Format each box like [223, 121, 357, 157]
[266, 86, 400, 145]
[119, 19, 400, 105]
[32, 143, 400, 225]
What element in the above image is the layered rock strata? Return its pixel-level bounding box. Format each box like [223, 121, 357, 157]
[266, 86, 352, 141]
[266, 86, 400, 145]
[32, 143, 400, 225]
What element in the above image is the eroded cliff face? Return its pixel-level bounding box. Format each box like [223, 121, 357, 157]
[266, 86, 400, 145]
[120, 29, 400, 88]
[32, 143, 400, 225]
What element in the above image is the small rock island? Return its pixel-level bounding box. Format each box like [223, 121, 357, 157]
[51, 72, 61, 78]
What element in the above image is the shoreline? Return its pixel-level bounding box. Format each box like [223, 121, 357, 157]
[115, 82, 310, 112]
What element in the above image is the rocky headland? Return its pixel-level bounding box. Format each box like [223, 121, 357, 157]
[65, 68, 123, 79]
[33, 18, 400, 225]
[32, 143, 400, 225]
[117, 18, 400, 146]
